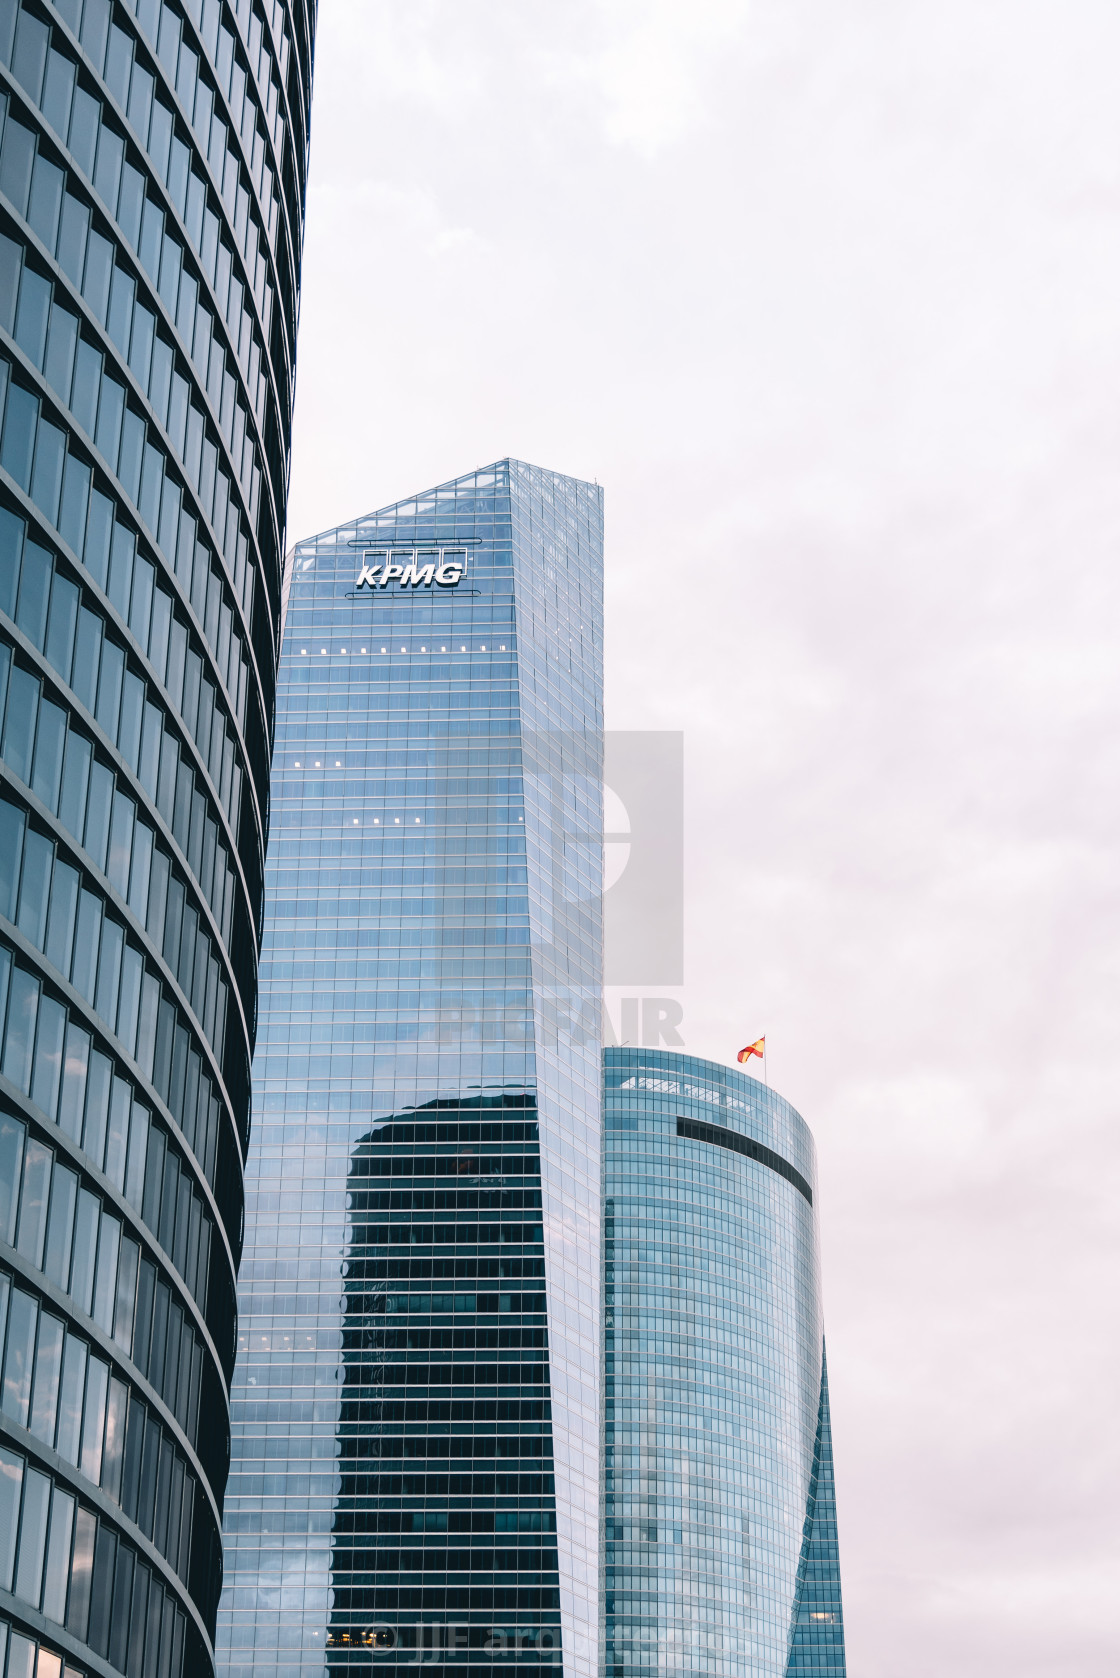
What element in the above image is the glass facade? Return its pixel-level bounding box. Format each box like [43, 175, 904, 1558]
[216, 459, 604, 1677]
[0, 0, 315, 1671]
[603, 1048, 845, 1678]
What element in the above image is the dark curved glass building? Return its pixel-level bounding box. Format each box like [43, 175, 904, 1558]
[0, 0, 315, 1671]
[603, 1048, 845, 1678]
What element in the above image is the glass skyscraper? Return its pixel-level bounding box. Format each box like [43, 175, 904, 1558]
[0, 0, 315, 1672]
[603, 1048, 845, 1678]
[216, 460, 604, 1678]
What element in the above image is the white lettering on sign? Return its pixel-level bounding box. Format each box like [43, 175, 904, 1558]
[355, 549, 466, 590]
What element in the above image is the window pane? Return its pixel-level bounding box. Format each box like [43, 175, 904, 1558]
[15, 1137, 51, 1269]
[41, 1484, 74, 1623]
[43, 1163, 77, 1290]
[13, 1464, 50, 1605]
[16, 828, 53, 948]
[70, 1190, 99, 1317]
[0, 1444, 25, 1590]
[55, 1336, 87, 1466]
[44, 862, 80, 977]
[29, 1313, 64, 1445]
[2, 1288, 38, 1426]
[2, 966, 40, 1092]
[0, 1112, 27, 1244]
[80, 1354, 109, 1483]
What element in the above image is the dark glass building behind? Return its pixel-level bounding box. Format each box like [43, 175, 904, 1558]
[0, 0, 315, 1672]
[603, 1048, 845, 1678]
[216, 461, 604, 1678]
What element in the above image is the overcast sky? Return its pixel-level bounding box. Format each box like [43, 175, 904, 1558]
[287, 3, 1120, 1671]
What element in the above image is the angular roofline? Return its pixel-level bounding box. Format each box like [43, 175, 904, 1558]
[287, 457, 601, 553]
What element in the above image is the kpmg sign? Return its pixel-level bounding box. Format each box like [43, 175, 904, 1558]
[354, 547, 468, 590]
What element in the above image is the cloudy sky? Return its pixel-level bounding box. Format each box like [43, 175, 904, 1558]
[288, 3, 1120, 1671]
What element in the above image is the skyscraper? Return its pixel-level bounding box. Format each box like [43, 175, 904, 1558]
[0, 0, 315, 1671]
[217, 460, 604, 1677]
[603, 1048, 845, 1678]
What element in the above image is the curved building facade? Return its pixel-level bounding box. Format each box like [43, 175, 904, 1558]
[0, 0, 315, 1673]
[603, 1048, 845, 1678]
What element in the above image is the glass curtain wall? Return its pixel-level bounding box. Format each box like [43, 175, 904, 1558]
[0, 0, 315, 1673]
[602, 1048, 846, 1678]
[216, 459, 604, 1678]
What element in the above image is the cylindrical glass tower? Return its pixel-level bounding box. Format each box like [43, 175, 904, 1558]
[0, 0, 314, 1672]
[602, 1048, 845, 1678]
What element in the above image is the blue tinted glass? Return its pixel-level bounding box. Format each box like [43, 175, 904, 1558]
[217, 460, 604, 1678]
[602, 1048, 847, 1678]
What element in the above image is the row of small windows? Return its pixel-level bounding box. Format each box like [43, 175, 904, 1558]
[331, 1507, 557, 1535]
[0, 787, 235, 1167]
[282, 756, 526, 779]
[0, 1271, 206, 1590]
[261, 929, 534, 956]
[346, 1189, 543, 1215]
[355, 1142, 538, 1173]
[296, 645, 511, 656]
[331, 1548, 559, 1578]
[338, 1255, 546, 1282]
[331, 1436, 554, 1465]
[0, 1614, 85, 1677]
[0, 1439, 196, 1675]
[0, 119, 264, 592]
[0, 948, 223, 1345]
[321, 1588, 560, 1616]
[613, 1072, 753, 1118]
[369, 1293, 547, 1316]
[276, 719, 524, 743]
[341, 1327, 549, 1352]
[345, 1224, 545, 1251]
[242, 1277, 545, 1317]
[234, 1398, 551, 1433]
[282, 777, 524, 806]
[0, 212, 258, 730]
[257, 962, 533, 992]
[0, 516, 250, 966]
[336, 1362, 550, 1393]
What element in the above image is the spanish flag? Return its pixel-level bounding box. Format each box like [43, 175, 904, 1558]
[737, 1037, 765, 1064]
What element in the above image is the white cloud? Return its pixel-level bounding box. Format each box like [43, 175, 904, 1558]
[291, 3, 1120, 1671]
